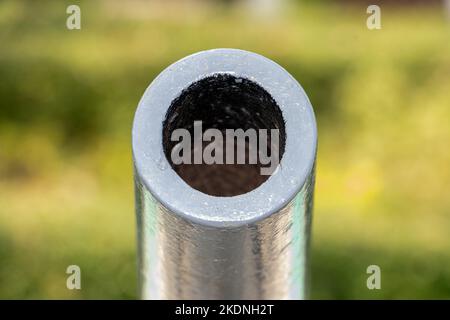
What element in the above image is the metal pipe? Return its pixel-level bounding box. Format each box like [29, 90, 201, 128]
[132, 49, 317, 299]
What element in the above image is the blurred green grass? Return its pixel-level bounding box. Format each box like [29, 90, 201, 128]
[0, 0, 449, 299]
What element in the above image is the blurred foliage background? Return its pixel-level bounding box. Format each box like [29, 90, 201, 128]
[0, 0, 449, 299]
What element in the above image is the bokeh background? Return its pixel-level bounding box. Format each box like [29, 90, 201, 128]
[1, 0, 449, 299]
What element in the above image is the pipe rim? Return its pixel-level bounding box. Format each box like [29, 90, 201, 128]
[132, 48, 317, 227]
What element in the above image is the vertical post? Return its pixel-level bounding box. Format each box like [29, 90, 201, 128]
[132, 49, 317, 299]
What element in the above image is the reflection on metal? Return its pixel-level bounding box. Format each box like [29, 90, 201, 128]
[132, 49, 317, 299]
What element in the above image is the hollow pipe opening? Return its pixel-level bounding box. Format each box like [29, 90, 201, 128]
[162, 74, 286, 197]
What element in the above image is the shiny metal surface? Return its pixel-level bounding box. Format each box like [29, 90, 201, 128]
[132, 49, 317, 300]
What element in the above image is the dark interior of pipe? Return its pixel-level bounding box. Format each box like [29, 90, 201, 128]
[163, 73, 285, 197]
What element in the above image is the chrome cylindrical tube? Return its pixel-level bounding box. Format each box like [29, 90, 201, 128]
[132, 49, 317, 299]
